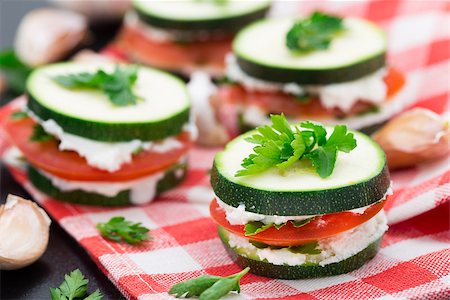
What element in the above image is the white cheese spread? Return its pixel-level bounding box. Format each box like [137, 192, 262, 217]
[216, 184, 392, 225]
[226, 54, 387, 113]
[28, 111, 185, 172]
[226, 210, 388, 266]
[37, 157, 187, 205]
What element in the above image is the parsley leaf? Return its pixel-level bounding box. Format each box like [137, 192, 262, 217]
[286, 11, 344, 53]
[52, 66, 140, 107]
[30, 124, 54, 142]
[96, 216, 151, 244]
[236, 114, 357, 178]
[288, 241, 321, 255]
[169, 268, 249, 299]
[0, 50, 32, 94]
[11, 111, 28, 120]
[291, 218, 314, 228]
[244, 221, 273, 236]
[50, 269, 103, 300]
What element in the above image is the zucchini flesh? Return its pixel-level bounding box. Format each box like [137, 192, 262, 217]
[133, 0, 271, 32]
[26, 62, 190, 142]
[233, 18, 386, 84]
[28, 163, 187, 206]
[218, 226, 382, 279]
[211, 127, 390, 215]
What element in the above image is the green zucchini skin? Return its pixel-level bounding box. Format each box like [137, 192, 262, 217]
[235, 53, 386, 85]
[28, 163, 187, 206]
[27, 94, 190, 142]
[134, 6, 270, 32]
[210, 163, 390, 216]
[218, 226, 382, 279]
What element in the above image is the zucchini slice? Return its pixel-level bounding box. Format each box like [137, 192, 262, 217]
[211, 127, 390, 215]
[219, 226, 382, 279]
[233, 18, 386, 84]
[27, 62, 190, 142]
[28, 163, 187, 206]
[133, 0, 271, 32]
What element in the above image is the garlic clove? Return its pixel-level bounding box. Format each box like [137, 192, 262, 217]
[50, 0, 130, 21]
[0, 195, 51, 270]
[373, 108, 450, 170]
[14, 8, 88, 67]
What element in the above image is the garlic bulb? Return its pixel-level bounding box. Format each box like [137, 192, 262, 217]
[373, 108, 450, 170]
[0, 195, 51, 270]
[50, 0, 130, 21]
[14, 8, 88, 67]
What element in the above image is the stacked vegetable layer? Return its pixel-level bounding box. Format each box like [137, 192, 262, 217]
[209, 115, 391, 279]
[117, 0, 272, 76]
[2, 62, 194, 206]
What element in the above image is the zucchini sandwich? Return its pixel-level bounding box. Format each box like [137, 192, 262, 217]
[117, 0, 271, 76]
[216, 11, 406, 136]
[210, 114, 392, 279]
[2, 62, 195, 206]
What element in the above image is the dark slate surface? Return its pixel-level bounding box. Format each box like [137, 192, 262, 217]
[0, 1, 124, 299]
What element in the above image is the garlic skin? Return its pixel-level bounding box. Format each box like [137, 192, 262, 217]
[50, 0, 130, 21]
[373, 108, 450, 170]
[0, 195, 51, 270]
[14, 8, 88, 67]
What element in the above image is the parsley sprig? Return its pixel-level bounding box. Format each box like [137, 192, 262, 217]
[169, 267, 249, 299]
[52, 66, 140, 106]
[50, 269, 103, 300]
[236, 114, 357, 178]
[96, 216, 151, 244]
[286, 11, 344, 53]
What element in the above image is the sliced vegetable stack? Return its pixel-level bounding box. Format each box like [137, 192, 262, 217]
[210, 115, 392, 279]
[116, 0, 271, 76]
[216, 11, 405, 136]
[2, 62, 195, 206]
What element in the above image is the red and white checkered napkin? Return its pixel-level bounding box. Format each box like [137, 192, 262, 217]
[1, 0, 450, 299]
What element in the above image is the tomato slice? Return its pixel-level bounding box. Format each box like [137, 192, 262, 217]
[210, 198, 386, 247]
[217, 68, 405, 118]
[1, 105, 192, 182]
[116, 24, 232, 75]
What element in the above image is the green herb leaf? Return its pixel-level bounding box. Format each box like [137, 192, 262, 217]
[306, 146, 337, 178]
[0, 50, 32, 94]
[236, 114, 357, 178]
[169, 268, 250, 299]
[169, 275, 223, 297]
[326, 125, 357, 153]
[198, 268, 249, 300]
[30, 124, 54, 142]
[291, 218, 314, 228]
[244, 221, 273, 236]
[52, 66, 140, 107]
[84, 290, 104, 300]
[50, 269, 103, 300]
[288, 241, 321, 255]
[11, 111, 28, 120]
[96, 216, 151, 244]
[286, 11, 344, 53]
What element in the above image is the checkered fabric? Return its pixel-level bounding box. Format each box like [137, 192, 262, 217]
[1, 1, 449, 299]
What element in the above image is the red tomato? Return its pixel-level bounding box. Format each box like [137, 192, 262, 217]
[217, 68, 406, 118]
[2, 107, 192, 182]
[210, 198, 386, 247]
[116, 24, 232, 75]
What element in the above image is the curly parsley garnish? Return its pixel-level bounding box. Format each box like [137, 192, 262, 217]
[169, 267, 249, 299]
[50, 269, 103, 300]
[96, 216, 151, 244]
[52, 66, 140, 106]
[236, 114, 357, 178]
[286, 11, 344, 53]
